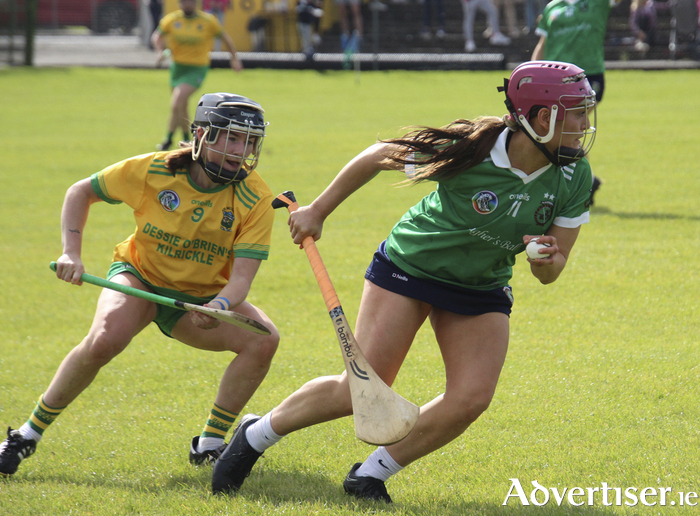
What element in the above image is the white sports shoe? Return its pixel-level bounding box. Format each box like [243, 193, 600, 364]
[489, 32, 511, 46]
[465, 40, 477, 52]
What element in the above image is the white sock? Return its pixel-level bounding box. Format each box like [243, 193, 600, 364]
[245, 412, 284, 453]
[18, 423, 42, 443]
[197, 436, 224, 453]
[355, 447, 403, 482]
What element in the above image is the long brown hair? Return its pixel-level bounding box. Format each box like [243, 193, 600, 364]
[383, 116, 509, 183]
[164, 143, 195, 174]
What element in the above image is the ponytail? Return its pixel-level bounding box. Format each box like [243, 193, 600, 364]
[163, 142, 195, 175]
[383, 116, 509, 183]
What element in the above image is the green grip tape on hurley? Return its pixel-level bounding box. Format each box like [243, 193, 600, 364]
[49, 261, 180, 309]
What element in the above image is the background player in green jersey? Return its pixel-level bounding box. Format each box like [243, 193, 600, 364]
[531, 0, 622, 204]
[0, 93, 279, 478]
[152, 0, 243, 152]
[211, 61, 597, 502]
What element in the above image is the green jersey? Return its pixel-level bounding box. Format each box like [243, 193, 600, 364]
[386, 129, 592, 290]
[536, 0, 618, 75]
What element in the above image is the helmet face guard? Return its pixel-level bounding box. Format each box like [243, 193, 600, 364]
[499, 61, 597, 166]
[191, 93, 267, 185]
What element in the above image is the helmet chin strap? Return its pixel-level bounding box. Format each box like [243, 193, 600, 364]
[517, 104, 584, 167]
[529, 139, 585, 167]
[192, 128, 249, 185]
[195, 155, 249, 185]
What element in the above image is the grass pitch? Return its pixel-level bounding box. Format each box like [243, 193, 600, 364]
[1, 66, 699, 515]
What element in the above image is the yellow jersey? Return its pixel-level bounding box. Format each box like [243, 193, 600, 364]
[91, 152, 274, 298]
[158, 10, 222, 66]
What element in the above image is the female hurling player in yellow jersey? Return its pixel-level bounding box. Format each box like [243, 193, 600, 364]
[0, 93, 279, 478]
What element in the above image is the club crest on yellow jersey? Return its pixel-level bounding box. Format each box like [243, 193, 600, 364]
[220, 207, 234, 232]
[158, 190, 180, 212]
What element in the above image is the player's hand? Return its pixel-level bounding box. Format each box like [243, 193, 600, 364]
[289, 204, 324, 246]
[230, 56, 243, 72]
[523, 234, 558, 266]
[155, 49, 169, 68]
[55, 254, 85, 285]
[190, 309, 220, 330]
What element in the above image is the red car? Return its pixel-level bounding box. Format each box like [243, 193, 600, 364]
[3, 0, 140, 33]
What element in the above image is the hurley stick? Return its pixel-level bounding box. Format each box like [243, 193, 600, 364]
[49, 262, 271, 335]
[272, 191, 419, 445]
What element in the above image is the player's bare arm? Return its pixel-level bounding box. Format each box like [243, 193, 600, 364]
[56, 178, 101, 285]
[222, 33, 243, 72]
[527, 225, 580, 284]
[289, 143, 402, 245]
[531, 36, 546, 60]
[152, 31, 167, 66]
[191, 258, 262, 329]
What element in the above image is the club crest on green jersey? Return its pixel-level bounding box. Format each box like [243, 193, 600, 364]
[472, 191, 499, 214]
[534, 201, 554, 225]
[158, 190, 180, 212]
[220, 207, 235, 232]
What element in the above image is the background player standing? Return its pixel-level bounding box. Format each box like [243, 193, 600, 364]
[152, 0, 243, 151]
[0, 93, 279, 478]
[532, 0, 621, 203]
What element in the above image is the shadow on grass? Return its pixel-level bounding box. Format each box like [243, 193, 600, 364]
[210, 468, 619, 516]
[12, 470, 208, 492]
[592, 206, 700, 222]
[13, 469, 617, 515]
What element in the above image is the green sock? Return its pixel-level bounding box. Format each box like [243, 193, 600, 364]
[26, 395, 66, 436]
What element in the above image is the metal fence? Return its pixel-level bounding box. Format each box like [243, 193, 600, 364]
[1, 0, 697, 66]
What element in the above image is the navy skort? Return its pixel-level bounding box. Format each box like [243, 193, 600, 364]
[364, 241, 513, 316]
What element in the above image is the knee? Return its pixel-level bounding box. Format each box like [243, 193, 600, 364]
[258, 332, 280, 364]
[80, 330, 130, 367]
[171, 91, 187, 108]
[328, 376, 353, 415]
[465, 393, 493, 420]
[300, 374, 353, 417]
[448, 389, 495, 428]
[246, 328, 280, 367]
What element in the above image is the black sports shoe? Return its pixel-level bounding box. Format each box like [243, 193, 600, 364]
[156, 139, 171, 151]
[0, 427, 37, 477]
[343, 462, 393, 503]
[189, 436, 227, 466]
[212, 414, 262, 494]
